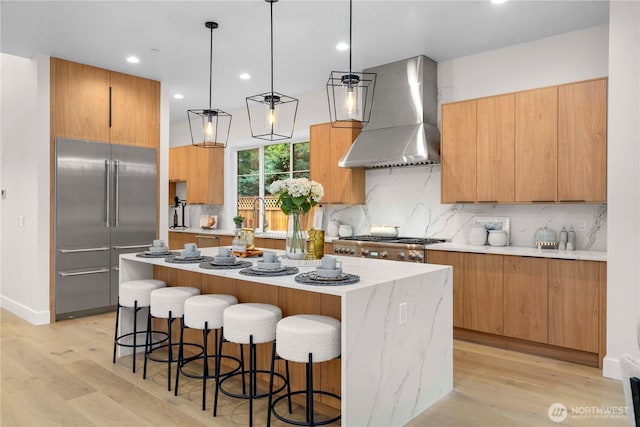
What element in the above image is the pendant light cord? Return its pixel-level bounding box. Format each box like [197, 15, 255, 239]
[270, 0, 275, 108]
[208, 24, 213, 110]
[349, 0, 352, 77]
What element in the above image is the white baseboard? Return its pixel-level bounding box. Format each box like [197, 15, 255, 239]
[0, 295, 50, 325]
[603, 355, 622, 380]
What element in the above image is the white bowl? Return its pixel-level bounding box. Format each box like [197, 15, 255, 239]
[255, 261, 282, 270]
[214, 256, 236, 264]
[315, 267, 343, 278]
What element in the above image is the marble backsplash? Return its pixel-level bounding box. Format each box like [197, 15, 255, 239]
[169, 182, 225, 230]
[323, 165, 607, 251]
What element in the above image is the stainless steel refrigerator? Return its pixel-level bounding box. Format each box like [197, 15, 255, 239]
[55, 138, 157, 320]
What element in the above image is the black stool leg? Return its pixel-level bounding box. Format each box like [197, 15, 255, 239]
[132, 301, 139, 373]
[240, 344, 247, 394]
[143, 309, 152, 379]
[174, 316, 185, 396]
[201, 321, 209, 411]
[166, 312, 174, 391]
[267, 341, 277, 427]
[285, 359, 292, 414]
[112, 303, 121, 364]
[307, 353, 315, 427]
[213, 329, 224, 417]
[249, 335, 255, 427]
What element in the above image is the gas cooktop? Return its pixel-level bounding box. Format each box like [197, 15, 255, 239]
[337, 235, 447, 245]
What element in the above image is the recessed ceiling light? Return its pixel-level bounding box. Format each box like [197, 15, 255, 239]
[173, 94, 184, 100]
[491, 0, 507, 4]
[336, 42, 349, 51]
[126, 56, 140, 64]
[239, 73, 251, 80]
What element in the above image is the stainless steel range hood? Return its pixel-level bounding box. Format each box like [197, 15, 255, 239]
[339, 55, 440, 168]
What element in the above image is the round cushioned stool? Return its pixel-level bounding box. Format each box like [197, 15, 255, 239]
[214, 303, 290, 427]
[267, 314, 341, 427]
[174, 294, 242, 411]
[113, 279, 168, 373]
[143, 286, 201, 391]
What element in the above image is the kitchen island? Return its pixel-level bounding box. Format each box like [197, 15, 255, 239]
[119, 248, 452, 427]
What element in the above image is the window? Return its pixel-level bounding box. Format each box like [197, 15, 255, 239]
[237, 141, 309, 231]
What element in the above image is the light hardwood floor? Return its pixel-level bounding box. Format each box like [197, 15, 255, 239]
[1, 309, 627, 426]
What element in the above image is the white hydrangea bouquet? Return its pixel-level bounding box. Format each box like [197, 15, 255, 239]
[269, 178, 324, 259]
[268, 177, 324, 215]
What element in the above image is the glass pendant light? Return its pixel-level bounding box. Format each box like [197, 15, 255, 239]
[188, 21, 232, 148]
[246, 0, 298, 141]
[326, 0, 376, 129]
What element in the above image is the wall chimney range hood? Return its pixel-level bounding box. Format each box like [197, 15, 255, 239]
[338, 55, 440, 168]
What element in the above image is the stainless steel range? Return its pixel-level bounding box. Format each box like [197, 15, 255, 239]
[332, 236, 446, 263]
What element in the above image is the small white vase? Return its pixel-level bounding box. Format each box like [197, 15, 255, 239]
[468, 225, 488, 246]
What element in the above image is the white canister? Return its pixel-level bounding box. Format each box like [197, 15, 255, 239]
[327, 220, 340, 237]
[338, 224, 353, 237]
[468, 225, 488, 246]
[488, 230, 508, 247]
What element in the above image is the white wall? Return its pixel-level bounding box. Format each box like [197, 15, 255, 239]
[0, 53, 50, 324]
[603, 1, 640, 380]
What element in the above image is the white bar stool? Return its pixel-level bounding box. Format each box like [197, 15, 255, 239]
[267, 314, 341, 427]
[113, 279, 167, 373]
[214, 303, 290, 427]
[174, 294, 242, 411]
[143, 286, 201, 391]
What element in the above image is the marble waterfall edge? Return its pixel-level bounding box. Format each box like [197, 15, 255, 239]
[343, 266, 453, 426]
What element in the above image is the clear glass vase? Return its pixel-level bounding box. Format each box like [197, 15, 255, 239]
[285, 209, 308, 260]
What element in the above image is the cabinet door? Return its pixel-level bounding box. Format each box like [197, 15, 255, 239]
[168, 232, 197, 250]
[503, 256, 548, 343]
[427, 250, 464, 328]
[476, 94, 515, 203]
[515, 87, 558, 202]
[548, 259, 599, 352]
[169, 146, 190, 181]
[310, 123, 364, 204]
[50, 58, 110, 142]
[110, 71, 160, 148]
[206, 147, 224, 205]
[463, 253, 503, 334]
[558, 79, 607, 202]
[441, 101, 476, 203]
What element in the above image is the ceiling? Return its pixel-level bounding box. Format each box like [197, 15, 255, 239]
[1, 1, 609, 124]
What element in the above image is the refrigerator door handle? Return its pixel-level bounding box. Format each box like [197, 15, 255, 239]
[114, 159, 120, 227]
[58, 268, 110, 277]
[59, 247, 110, 254]
[105, 160, 111, 228]
[112, 244, 150, 250]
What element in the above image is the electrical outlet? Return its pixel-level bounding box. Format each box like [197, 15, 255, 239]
[399, 302, 407, 325]
[577, 219, 588, 232]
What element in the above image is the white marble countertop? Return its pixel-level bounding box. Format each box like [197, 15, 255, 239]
[121, 247, 448, 297]
[168, 227, 341, 242]
[427, 242, 607, 262]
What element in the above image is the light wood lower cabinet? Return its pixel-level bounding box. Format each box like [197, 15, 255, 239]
[463, 253, 504, 334]
[503, 256, 548, 343]
[548, 259, 599, 353]
[427, 250, 606, 367]
[168, 232, 198, 250]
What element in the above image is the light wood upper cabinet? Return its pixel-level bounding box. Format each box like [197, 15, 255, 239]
[476, 94, 515, 202]
[548, 259, 600, 353]
[110, 71, 160, 148]
[515, 87, 558, 202]
[310, 123, 364, 204]
[558, 79, 607, 202]
[50, 58, 160, 148]
[503, 256, 548, 343]
[169, 146, 224, 205]
[463, 253, 504, 334]
[427, 250, 464, 328]
[441, 78, 607, 204]
[50, 58, 111, 143]
[441, 100, 477, 203]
